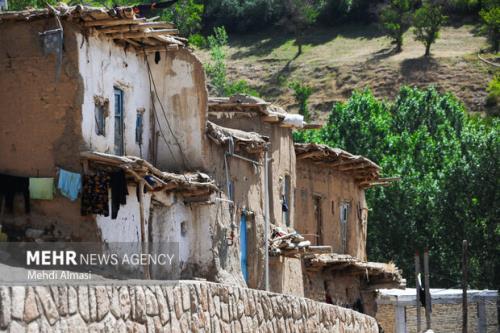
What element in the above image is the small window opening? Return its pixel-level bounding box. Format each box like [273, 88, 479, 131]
[136, 108, 145, 145]
[94, 96, 109, 136]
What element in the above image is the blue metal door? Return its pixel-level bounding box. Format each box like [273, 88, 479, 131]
[240, 214, 248, 283]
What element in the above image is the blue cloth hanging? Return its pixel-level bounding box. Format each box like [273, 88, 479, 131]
[58, 168, 82, 201]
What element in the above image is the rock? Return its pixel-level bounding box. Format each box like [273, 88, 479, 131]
[68, 287, 77, 315]
[77, 286, 90, 322]
[26, 321, 39, 333]
[109, 287, 120, 318]
[95, 286, 110, 321]
[119, 287, 131, 320]
[88, 287, 97, 321]
[155, 286, 169, 325]
[11, 287, 25, 320]
[35, 286, 59, 325]
[133, 286, 146, 322]
[0, 286, 11, 329]
[101, 313, 117, 332]
[144, 288, 158, 316]
[66, 314, 87, 333]
[181, 286, 190, 312]
[7, 320, 24, 333]
[115, 319, 127, 333]
[57, 287, 68, 316]
[23, 288, 39, 323]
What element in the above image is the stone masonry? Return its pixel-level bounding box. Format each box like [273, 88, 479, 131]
[0, 281, 379, 332]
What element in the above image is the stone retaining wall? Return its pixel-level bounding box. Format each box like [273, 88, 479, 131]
[0, 281, 378, 332]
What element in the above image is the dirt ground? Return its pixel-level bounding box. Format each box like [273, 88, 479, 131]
[196, 23, 495, 121]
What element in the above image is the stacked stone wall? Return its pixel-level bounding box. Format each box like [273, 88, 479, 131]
[0, 281, 379, 332]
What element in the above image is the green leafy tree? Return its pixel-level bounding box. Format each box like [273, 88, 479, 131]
[413, 1, 447, 57]
[204, 26, 258, 97]
[479, 1, 500, 52]
[161, 0, 204, 37]
[289, 81, 313, 121]
[295, 87, 500, 289]
[282, 0, 323, 56]
[205, 26, 229, 96]
[380, 0, 413, 52]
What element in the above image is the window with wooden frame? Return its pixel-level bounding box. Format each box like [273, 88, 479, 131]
[136, 108, 145, 145]
[94, 96, 109, 136]
[340, 202, 350, 253]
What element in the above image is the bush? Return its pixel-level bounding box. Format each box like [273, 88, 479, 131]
[188, 33, 207, 48]
[289, 81, 313, 121]
[486, 74, 500, 106]
[225, 80, 259, 97]
[380, 0, 413, 52]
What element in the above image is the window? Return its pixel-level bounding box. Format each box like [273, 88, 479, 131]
[340, 202, 350, 253]
[114, 88, 124, 155]
[95, 105, 105, 136]
[135, 109, 144, 145]
[313, 195, 323, 246]
[93, 96, 108, 136]
[282, 175, 291, 227]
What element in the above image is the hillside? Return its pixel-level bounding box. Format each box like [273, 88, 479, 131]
[196, 23, 495, 121]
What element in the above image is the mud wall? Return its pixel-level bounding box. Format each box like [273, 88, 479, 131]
[295, 162, 368, 260]
[207, 113, 296, 227]
[0, 282, 380, 332]
[78, 35, 207, 172]
[205, 121, 301, 296]
[0, 20, 99, 240]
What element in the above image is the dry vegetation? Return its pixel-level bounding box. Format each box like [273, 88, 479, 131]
[196, 23, 494, 121]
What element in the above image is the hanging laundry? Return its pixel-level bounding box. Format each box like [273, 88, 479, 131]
[57, 168, 82, 201]
[29, 178, 54, 200]
[110, 170, 128, 219]
[81, 172, 110, 217]
[0, 173, 30, 213]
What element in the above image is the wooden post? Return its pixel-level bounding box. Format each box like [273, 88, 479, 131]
[138, 180, 150, 279]
[415, 251, 422, 333]
[462, 240, 468, 333]
[424, 249, 432, 330]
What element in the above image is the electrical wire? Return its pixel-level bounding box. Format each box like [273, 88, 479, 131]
[145, 55, 189, 170]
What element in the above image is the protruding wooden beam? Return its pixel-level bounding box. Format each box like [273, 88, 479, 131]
[83, 18, 144, 27]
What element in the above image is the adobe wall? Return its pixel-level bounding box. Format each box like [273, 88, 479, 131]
[78, 34, 208, 172]
[295, 161, 368, 260]
[0, 282, 380, 332]
[207, 113, 296, 228]
[0, 20, 98, 241]
[205, 116, 301, 295]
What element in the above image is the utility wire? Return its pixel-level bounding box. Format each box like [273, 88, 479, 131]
[145, 55, 190, 170]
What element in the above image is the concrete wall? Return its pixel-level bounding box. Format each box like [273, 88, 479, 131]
[0, 282, 380, 332]
[295, 162, 368, 260]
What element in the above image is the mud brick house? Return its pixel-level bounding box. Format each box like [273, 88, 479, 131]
[0, 5, 238, 281]
[206, 95, 314, 295]
[1, 4, 409, 329]
[294, 143, 404, 316]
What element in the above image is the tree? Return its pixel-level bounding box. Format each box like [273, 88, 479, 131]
[294, 87, 500, 289]
[204, 26, 258, 97]
[380, 0, 413, 52]
[479, 1, 500, 53]
[413, 1, 447, 57]
[282, 0, 323, 56]
[161, 0, 204, 37]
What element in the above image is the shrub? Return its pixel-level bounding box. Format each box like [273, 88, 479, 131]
[486, 74, 500, 106]
[380, 0, 413, 52]
[480, 2, 500, 53]
[289, 81, 313, 121]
